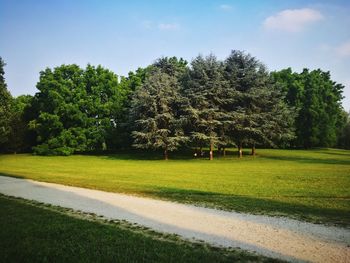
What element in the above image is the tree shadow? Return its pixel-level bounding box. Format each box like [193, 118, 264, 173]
[145, 187, 350, 227]
[260, 154, 350, 165]
[84, 148, 350, 163]
[102, 150, 194, 161]
[317, 149, 350, 157]
[94, 149, 252, 161]
[0, 172, 26, 179]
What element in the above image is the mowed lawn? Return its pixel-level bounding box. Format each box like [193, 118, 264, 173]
[0, 148, 349, 226]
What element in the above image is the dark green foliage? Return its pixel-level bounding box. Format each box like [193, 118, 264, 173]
[272, 68, 344, 148]
[0, 57, 35, 153]
[338, 111, 350, 149]
[121, 67, 150, 92]
[130, 68, 187, 159]
[0, 57, 13, 151]
[114, 67, 153, 148]
[30, 64, 128, 155]
[6, 95, 34, 153]
[271, 68, 304, 109]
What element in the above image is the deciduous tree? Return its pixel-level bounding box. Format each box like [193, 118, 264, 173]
[30, 64, 126, 155]
[272, 68, 344, 148]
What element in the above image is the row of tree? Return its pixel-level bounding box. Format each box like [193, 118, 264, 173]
[131, 53, 294, 159]
[0, 51, 349, 159]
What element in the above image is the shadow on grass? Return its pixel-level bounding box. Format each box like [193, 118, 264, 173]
[317, 149, 350, 157]
[0, 172, 26, 179]
[260, 154, 350, 165]
[146, 187, 350, 227]
[97, 149, 252, 161]
[86, 148, 350, 164]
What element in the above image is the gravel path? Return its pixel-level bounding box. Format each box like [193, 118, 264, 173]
[0, 176, 349, 263]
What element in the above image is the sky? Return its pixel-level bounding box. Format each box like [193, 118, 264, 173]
[1, 0, 350, 110]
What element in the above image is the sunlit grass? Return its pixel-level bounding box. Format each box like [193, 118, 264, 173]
[0, 148, 349, 225]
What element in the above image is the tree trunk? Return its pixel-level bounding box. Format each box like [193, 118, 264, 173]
[223, 147, 226, 157]
[164, 147, 168, 160]
[238, 143, 243, 158]
[251, 143, 256, 156]
[209, 142, 213, 160]
[218, 146, 221, 156]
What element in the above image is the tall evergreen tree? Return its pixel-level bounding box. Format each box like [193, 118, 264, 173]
[224, 51, 264, 157]
[183, 54, 225, 160]
[153, 56, 188, 78]
[130, 68, 187, 160]
[224, 51, 294, 157]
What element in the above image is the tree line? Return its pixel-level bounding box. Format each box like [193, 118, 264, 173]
[0, 51, 349, 159]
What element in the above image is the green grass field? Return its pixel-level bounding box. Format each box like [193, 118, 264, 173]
[0, 148, 349, 226]
[0, 195, 282, 263]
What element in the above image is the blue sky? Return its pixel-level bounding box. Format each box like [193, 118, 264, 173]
[1, 0, 350, 110]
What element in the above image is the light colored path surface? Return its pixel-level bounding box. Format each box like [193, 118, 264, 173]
[0, 176, 349, 263]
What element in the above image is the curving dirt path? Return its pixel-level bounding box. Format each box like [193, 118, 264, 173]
[0, 176, 349, 263]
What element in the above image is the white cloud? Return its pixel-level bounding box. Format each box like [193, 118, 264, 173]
[263, 8, 323, 32]
[219, 4, 232, 11]
[158, 23, 179, 31]
[336, 41, 350, 57]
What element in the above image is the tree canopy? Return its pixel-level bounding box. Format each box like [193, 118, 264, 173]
[183, 54, 225, 160]
[272, 68, 344, 148]
[0, 51, 347, 157]
[223, 51, 295, 156]
[0, 57, 14, 151]
[29, 64, 127, 155]
[130, 67, 187, 159]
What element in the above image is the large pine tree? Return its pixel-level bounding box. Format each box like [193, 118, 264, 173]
[130, 67, 187, 160]
[183, 54, 225, 160]
[224, 50, 294, 157]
